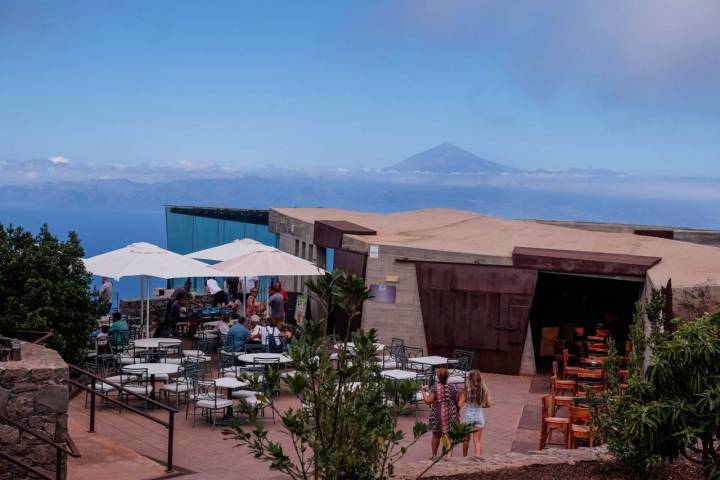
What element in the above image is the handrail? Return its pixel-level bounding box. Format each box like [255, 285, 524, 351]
[4, 329, 53, 345]
[0, 450, 54, 480]
[0, 412, 80, 480]
[68, 364, 178, 472]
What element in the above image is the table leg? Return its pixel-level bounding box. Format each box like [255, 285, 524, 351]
[224, 388, 234, 419]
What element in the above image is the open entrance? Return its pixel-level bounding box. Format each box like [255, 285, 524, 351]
[529, 271, 644, 372]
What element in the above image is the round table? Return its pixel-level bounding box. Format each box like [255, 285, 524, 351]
[237, 353, 292, 364]
[123, 362, 180, 401]
[133, 338, 182, 349]
[214, 377, 250, 419]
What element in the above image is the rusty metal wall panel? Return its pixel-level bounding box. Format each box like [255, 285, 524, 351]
[313, 220, 377, 249]
[512, 247, 661, 277]
[634, 229, 674, 240]
[415, 262, 537, 375]
[333, 249, 367, 277]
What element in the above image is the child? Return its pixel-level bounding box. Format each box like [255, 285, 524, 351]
[96, 324, 111, 355]
[459, 369, 491, 457]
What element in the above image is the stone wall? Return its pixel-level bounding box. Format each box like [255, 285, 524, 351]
[0, 342, 69, 479]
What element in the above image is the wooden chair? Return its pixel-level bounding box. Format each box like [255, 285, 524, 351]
[552, 361, 577, 394]
[540, 394, 570, 449]
[625, 340, 633, 354]
[576, 382, 604, 398]
[550, 376, 575, 415]
[585, 335, 605, 343]
[562, 349, 583, 378]
[595, 328, 611, 338]
[586, 343, 609, 355]
[568, 406, 594, 448]
[581, 355, 606, 366]
[571, 327, 585, 355]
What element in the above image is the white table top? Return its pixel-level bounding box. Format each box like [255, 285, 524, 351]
[382, 369, 418, 380]
[214, 377, 249, 389]
[342, 342, 385, 352]
[237, 353, 292, 364]
[133, 338, 182, 349]
[409, 356, 449, 366]
[123, 363, 180, 375]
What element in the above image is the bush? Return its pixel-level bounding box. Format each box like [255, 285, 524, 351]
[225, 271, 471, 479]
[0, 224, 100, 364]
[593, 289, 720, 479]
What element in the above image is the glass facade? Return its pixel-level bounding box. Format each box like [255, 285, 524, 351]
[164, 206, 279, 296]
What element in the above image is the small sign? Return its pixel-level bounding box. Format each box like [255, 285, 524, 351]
[369, 284, 396, 304]
[369, 244, 379, 259]
[294, 294, 308, 324]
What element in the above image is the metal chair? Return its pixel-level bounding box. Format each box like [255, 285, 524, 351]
[120, 367, 152, 409]
[189, 379, 233, 428]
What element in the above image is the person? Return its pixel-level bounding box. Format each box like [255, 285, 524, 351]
[225, 277, 240, 300]
[459, 370, 491, 458]
[98, 277, 113, 313]
[248, 315, 263, 345]
[206, 277, 226, 305]
[216, 314, 231, 336]
[108, 312, 129, 346]
[224, 316, 253, 353]
[422, 367, 460, 459]
[259, 319, 283, 352]
[273, 280, 289, 303]
[171, 279, 192, 302]
[242, 276, 259, 295]
[245, 288, 265, 318]
[96, 324, 111, 354]
[268, 286, 286, 326]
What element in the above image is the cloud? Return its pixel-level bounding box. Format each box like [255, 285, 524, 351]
[48, 155, 70, 165]
[379, 1, 720, 110]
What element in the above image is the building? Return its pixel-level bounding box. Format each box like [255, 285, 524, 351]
[269, 207, 720, 375]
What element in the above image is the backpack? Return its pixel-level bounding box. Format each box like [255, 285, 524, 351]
[266, 326, 282, 352]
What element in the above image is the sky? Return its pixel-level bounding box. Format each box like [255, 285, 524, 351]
[1, 0, 720, 176]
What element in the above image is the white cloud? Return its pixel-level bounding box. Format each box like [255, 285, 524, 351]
[48, 155, 70, 165]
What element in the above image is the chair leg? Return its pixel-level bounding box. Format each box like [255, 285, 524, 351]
[539, 420, 547, 450]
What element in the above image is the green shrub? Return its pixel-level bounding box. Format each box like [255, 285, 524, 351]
[0, 224, 100, 364]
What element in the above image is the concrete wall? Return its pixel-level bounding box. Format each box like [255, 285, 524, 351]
[0, 342, 69, 480]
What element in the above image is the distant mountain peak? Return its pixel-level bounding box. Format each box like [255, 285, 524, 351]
[384, 143, 520, 174]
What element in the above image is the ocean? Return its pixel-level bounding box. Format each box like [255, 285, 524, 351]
[0, 207, 168, 307]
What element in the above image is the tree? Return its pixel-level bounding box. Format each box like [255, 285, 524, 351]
[225, 271, 471, 479]
[0, 224, 100, 364]
[593, 289, 720, 479]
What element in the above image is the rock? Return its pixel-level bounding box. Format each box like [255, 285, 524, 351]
[36, 385, 68, 414]
[0, 425, 19, 445]
[0, 387, 9, 413]
[7, 392, 35, 417]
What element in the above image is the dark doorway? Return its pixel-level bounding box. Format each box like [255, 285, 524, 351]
[529, 272, 643, 372]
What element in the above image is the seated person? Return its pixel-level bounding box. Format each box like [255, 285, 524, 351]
[216, 314, 231, 336]
[224, 316, 258, 353]
[247, 315, 262, 345]
[259, 320, 284, 352]
[108, 312, 129, 346]
[96, 324, 111, 355]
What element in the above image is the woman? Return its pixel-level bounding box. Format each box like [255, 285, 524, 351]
[245, 287, 266, 318]
[422, 367, 460, 459]
[459, 370, 491, 457]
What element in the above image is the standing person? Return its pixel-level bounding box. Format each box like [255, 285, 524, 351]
[241, 276, 259, 295]
[171, 279, 192, 302]
[459, 370, 491, 458]
[225, 277, 240, 300]
[245, 287, 265, 318]
[273, 280, 289, 303]
[268, 286, 286, 326]
[421, 367, 460, 459]
[206, 277, 225, 306]
[98, 277, 113, 313]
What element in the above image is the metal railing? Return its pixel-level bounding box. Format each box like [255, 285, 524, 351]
[4, 329, 53, 345]
[67, 364, 178, 472]
[0, 413, 80, 480]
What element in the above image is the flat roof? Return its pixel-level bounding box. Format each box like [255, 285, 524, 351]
[272, 207, 720, 288]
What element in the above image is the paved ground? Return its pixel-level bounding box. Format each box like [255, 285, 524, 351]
[68, 363, 543, 480]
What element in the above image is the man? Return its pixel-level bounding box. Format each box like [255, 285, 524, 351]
[98, 277, 113, 313]
[171, 279, 192, 302]
[224, 316, 255, 352]
[108, 312, 129, 346]
[206, 277, 226, 305]
[268, 286, 286, 326]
